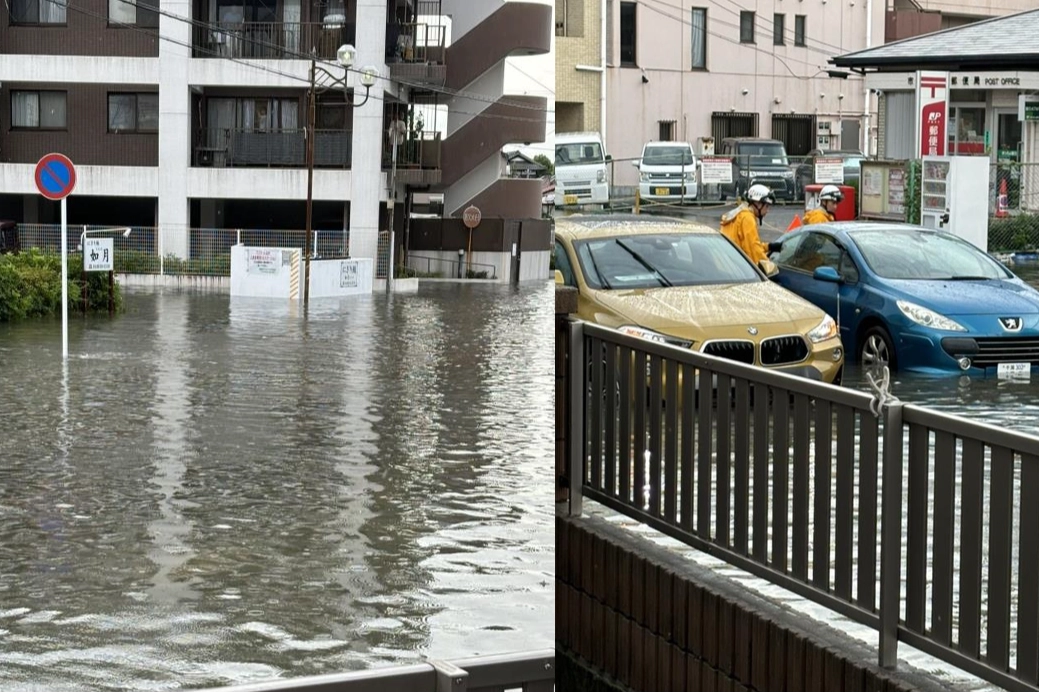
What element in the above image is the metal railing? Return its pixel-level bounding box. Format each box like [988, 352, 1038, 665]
[406, 253, 497, 279]
[197, 649, 554, 692]
[194, 128, 352, 168]
[564, 318, 1039, 691]
[389, 131, 442, 169]
[389, 21, 447, 63]
[192, 21, 356, 60]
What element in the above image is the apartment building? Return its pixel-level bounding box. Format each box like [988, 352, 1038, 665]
[555, 0, 604, 136]
[0, 0, 550, 265]
[886, 0, 1038, 41]
[601, 0, 885, 187]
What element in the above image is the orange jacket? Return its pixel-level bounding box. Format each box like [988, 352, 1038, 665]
[804, 207, 834, 225]
[720, 205, 769, 264]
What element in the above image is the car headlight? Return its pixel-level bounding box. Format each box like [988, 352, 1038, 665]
[807, 314, 838, 343]
[684, 172, 696, 181]
[896, 300, 967, 331]
[782, 170, 794, 178]
[640, 172, 650, 182]
[597, 169, 606, 183]
[618, 325, 694, 349]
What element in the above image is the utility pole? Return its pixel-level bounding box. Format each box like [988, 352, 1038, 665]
[387, 128, 398, 292]
[304, 58, 316, 308]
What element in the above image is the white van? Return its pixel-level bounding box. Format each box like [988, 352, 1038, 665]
[634, 141, 698, 204]
[555, 132, 610, 207]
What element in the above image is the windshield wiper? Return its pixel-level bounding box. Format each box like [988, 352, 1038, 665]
[614, 239, 674, 288]
[945, 275, 992, 281]
[586, 246, 613, 289]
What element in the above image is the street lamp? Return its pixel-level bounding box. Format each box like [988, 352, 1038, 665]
[304, 44, 378, 307]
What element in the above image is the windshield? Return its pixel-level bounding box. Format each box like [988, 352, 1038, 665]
[853, 229, 1013, 280]
[737, 142, 788, 166]
[574, 232, 762, 290]
[642, 146, 694, 166]
[843, 156, 864, 172]
[556, 142, 604, 166]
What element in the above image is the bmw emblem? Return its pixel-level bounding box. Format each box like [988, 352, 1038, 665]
[748, 326, 759, 336]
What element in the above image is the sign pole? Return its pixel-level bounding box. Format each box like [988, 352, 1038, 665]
[60, 196, 68, 360]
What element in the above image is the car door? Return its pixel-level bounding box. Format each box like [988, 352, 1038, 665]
[773, 231, 863, 347]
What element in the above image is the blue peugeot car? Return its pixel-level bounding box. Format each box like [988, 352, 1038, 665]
[769, 222, 1039, 376]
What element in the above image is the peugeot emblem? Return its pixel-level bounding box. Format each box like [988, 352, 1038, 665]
[747, 326, 759, 336]
[1000, 317, 1023, 332]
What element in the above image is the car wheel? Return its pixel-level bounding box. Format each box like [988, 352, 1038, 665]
[859, 325, 897, 370]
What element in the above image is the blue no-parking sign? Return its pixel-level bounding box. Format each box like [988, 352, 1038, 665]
[34, 153, 76, 201]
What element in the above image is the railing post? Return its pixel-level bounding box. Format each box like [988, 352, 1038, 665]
[879, 400, 905, 669]
[568, 319, 585, 517]
[430, 660, 468, 691]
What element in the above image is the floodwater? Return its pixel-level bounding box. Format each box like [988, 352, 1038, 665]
[0, 282, 554, 691]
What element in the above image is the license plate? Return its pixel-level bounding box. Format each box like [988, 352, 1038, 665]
[655, 187, 669, 195]
[564, 194, 578, 205]
[997, 362, 1031, 379]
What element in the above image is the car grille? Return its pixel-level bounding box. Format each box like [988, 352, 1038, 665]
[970, 337, 1039, 367]
[702, 340, 755, 364]
[649, 173, 684, 180]
[760, 335, 809, 366]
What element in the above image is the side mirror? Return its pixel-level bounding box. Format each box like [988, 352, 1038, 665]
[813, 266, 842, 283]
[759, 259, 779, 277]
[554, 269, 565, 285]
[605, 154, 613, 162]
[631, 160, 641, 168]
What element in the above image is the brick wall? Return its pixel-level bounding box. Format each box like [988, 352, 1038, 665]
[556, 514, 958, 692]
[556, 0, 602, 133]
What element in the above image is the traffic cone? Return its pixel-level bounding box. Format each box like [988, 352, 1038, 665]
[997, 179, 1009, 218]
[786, 214, 802, 232]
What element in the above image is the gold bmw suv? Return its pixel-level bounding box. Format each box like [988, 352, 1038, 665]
[554, 214, 844, 383]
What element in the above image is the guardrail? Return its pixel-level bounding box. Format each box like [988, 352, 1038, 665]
[564, 318, 1039, 691]
[406, 253, 497, 279]
[196, 649, 554, 692]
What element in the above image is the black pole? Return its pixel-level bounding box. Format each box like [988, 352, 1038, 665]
[304, 59, 316, 308]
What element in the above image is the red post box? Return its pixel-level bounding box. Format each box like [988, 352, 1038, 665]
[804, 184, 857, 221]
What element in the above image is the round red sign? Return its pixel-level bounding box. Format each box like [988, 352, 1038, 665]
[462, 205, 482, 229]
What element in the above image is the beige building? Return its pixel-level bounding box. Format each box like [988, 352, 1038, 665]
[556, 0, 605, 135]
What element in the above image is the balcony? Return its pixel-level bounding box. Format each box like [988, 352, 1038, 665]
[194, 128, 352, 168]
[192, 21, 356, 60]
[387, 131, 442, 185]
[386, 21, 447, 86]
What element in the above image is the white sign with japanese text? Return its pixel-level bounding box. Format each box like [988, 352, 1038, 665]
[700, 157, 733, 185]
[814, 158, 845, 185]
[84, 238, 113, 272]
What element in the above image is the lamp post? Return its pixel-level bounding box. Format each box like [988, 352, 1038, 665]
[305, 44, 378, 307]
[78, 226, 130, 317]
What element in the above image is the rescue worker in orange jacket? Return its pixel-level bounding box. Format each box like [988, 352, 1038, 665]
[720, 183, 775, 265]
[803, 184, 843, 224]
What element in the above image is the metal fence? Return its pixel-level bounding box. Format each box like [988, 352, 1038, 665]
[197, 649, 554, 692]
[989, 161, 1039, 254]
[565, 319, 1039, 691]
[13, 224, 402, 279]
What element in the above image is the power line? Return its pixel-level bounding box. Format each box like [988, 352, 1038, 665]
[42, 0, 554, 126]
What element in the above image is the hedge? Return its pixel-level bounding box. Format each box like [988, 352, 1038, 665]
[0, 249, 123, 322]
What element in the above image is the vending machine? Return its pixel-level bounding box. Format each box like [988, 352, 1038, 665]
[920, 156, 990, 251]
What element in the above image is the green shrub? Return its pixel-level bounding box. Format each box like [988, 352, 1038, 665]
[989, 214, 1039, 252]
[0, 249, 122, 322]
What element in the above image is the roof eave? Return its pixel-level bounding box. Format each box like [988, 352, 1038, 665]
[832, 53, 1039, 69]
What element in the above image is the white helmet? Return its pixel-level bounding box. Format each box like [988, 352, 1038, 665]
[745, 184, 776, 204]
[820, 184, 844, 202]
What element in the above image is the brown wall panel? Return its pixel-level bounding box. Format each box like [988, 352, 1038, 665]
[0, 0, 158, 56]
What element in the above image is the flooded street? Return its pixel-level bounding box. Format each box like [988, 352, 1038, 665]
[0, 283, 554, 691]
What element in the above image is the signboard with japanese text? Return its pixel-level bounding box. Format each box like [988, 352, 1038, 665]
[813, 158, 845, 185]
[917, 70, 949, 157]
[1019, 94, 1039, 121]
[340, 260, 358, 288]
[84, 238, 113, 272]
[246, 248, 281, 275]
[700, 157, 733, 185]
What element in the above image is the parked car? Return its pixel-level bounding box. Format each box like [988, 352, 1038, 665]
[555, 131, 611, 208]
[554, 214, 845, 383]
[717, 137, 796, 202]
[791, 150, 865, 200]
[633, 141, 698, 205]
[769, 221, 1039, 375]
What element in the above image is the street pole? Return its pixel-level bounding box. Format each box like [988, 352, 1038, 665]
[387, 133, 397, 292]
[60, 196, 68, 360]
[304, 58, 316, 308]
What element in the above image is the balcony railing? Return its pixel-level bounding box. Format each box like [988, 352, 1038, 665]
[387, 21, 446, 63]
[194, 128, 351, 168]
[193, 21, 356, 60]
[388, 131, 442, 185]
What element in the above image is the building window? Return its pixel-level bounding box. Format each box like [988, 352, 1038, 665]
[108, 93, 159, 133]
[691, 7, 706, 70]
[794, 15, 806, 46]
[10, 0, 66, 24]
[740, 11, 755, 44]
[620, 1, 637, 67]
[773, 13, 785, 45]
[555, 0, 584, 38]
[109, 0, 158, 27]
[659, 120, 676, 141]
[11, 91, 66, 129]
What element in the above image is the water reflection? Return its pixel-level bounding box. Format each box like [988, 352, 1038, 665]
[0, 282, 554, 691]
